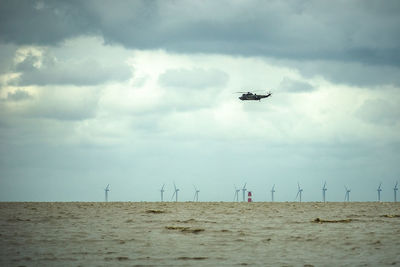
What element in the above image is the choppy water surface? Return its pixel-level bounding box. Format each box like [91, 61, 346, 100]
[1, 202, 399, 266]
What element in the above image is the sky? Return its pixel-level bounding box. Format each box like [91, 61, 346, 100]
[0, 0, 399, 202]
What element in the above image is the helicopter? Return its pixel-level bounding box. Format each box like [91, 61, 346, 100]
[236, 91, 272, 101]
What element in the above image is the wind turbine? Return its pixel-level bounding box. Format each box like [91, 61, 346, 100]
[295, 182, 303, 202]
[193, 185, 200, 202]
[160, 184, 165, 202]
[171, 183, 179, 202]
[104, 184, 110, 202]
[344, 186, 351, 202]
[322, 181, 327, 202]
[241, 183, 247, 202]
[271, 184, 275, 202]
[377, 182, 382, 202]
[234, 185, 240, 202]
[394, 181, 398, 202]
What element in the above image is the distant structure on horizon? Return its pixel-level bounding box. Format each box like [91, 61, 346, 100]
[271, 184, 275, 202]
[99, 180, 399, 202]
[171, 183, 179, 202]
[295, 182, 303, 202]
[104, 184, 110, 202]
[322, 182, 327, 203]
[193, 185, 200, 202]
[241, 183, 247, 202]
[160, 184, 165, 202]
[377, 183, 382, 202]
[344, 186, 351, 202]
[234, 186, 240, 202]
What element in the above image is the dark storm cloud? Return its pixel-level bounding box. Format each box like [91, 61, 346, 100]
[158, 68, 228, 89]
[0, 0, 96, 45]
[1, 0, 400, 68]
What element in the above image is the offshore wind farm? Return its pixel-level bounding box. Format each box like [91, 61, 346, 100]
[144, 181, 400, 203]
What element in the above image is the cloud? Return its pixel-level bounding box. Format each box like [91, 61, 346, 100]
[2, 1, 400, 67]
[14, 56, 130, 86]
[0, 43, 17, 74]
[0, 1, 96, 45]
[2, 1, 400, 88]
[1, 86, 100, 121]
[355, 98, 400, 126]
[29, 86, 100, 121]
[279, 77, 315, 93]
[10, 40, 132, 86]
[1, 49, 399, 201]
[282, 59, 400, 87]
[6, 89, 32, 101]
[158, 68, 228, 89]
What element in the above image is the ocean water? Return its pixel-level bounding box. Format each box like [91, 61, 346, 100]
[1, 202, 399, 266]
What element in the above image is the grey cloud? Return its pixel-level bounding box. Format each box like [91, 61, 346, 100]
[0, 1, 96, 46]
[13, 53, 131, 86]
[355, 98, 400, 126]
[1, 1, 400, 68]
[28, 87, 99, 121]
[6, 89, 32, 101]
[279, 77, 315, 93]
[3, 36, 133, 86]
[0, 87, 100, 121]
[158, 68, 228, 89]
[285, 60, 400, 87]
[0, 43, 17, 74]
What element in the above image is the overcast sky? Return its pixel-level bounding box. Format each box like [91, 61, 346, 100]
[1, 0, 399, 202]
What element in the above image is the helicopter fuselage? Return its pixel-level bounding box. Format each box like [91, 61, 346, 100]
[239, 92, 271, 101]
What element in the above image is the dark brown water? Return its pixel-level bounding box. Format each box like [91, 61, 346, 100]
[1, 202, 399, 266]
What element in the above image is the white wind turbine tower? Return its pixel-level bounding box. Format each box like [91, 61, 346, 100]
[377, 182, 382, 202]
[271, 184, 275, 202]
[104, 184, 110, 202]
[234, 186, 240, 202]
[394, 181, 398, 202]
[171, 183, 180, 202]
[322, 182, 327, 202]
[295, 182, 303, 202]
[241, 183, 247, 202]
[193, 185, 200, 202]
[344, 186, 351, 202]
[160, 184, 165, 202]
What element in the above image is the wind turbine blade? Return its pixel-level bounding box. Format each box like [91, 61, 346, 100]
[243, 182, 247, 189]
[171, 191, 176, 200]
[272, 184, 275, 191]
